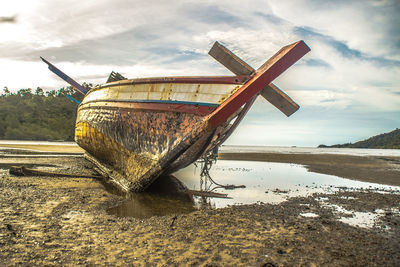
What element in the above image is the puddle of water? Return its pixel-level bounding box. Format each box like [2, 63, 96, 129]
[339, 211, 381, 229]
[108, 160, 400, 219]
[300, 212, 319, 218]
[220, 145, 400, 157]
[319, 202, 399, 230]
[106, 175, 196, 219]
[177, 161, 399, 207]
[325, 204, 386, 229]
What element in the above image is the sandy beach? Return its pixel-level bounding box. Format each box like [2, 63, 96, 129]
[0, 145, 399, 266]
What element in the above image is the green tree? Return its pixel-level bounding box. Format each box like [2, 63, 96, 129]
[2, 86, 10, 96]
[35, 87, 44, 96]
[0, 86, 80, 141]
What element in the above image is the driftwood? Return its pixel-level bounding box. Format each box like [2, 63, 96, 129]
[9, 166, 102, 179]
[186, 189, 230, 199]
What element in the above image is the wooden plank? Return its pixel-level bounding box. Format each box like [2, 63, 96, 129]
[261, 83, 299, 117]
[208, 40, 310, 128]
[208, 41, 300, 117]
[208, 41, 255, 76]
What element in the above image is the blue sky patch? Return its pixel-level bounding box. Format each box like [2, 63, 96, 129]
[304, 58, 331, 68]
[294, 26, 400, 67]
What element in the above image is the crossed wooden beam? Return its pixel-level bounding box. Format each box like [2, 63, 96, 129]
[208, 41, 307, 119]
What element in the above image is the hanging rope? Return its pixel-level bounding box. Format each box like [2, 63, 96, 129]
[195, 147, 245, 190]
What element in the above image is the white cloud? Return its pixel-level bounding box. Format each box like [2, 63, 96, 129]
[269, 0, 400, 60]
[0, 58, 211, 91]
[274, 39, 400, 111]
[0, 0, 399, 146]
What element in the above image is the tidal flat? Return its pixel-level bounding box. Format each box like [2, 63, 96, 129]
[0, 144, 399, 266]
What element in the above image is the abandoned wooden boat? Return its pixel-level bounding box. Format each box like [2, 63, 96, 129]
[41, 40, 310, 192]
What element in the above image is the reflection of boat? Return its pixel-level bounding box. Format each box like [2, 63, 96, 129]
[41, 41, 310, 192]
[106, 175, 196, 218]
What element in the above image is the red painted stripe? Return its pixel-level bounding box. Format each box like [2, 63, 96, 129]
[79, 101, 217, 116]
[100, 76, 250, 89]
[208, 41, 310, 128]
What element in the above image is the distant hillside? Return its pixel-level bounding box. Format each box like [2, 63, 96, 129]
[0, 87, 84, 141]
[319, 129, 400, 149]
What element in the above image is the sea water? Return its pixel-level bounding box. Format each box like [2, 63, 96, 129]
[108, 160, 400, 220]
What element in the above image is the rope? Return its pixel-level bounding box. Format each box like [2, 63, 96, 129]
[195, 147, 245, 190]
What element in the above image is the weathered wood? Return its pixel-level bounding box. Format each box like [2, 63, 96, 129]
[208, 41, 255, 76]
[208, 41, 300, 117]
[84, 152, 134, 192]
[106, 71, 127, 83]
[9, 166, 102, 178]
[261, 83, 299, 117]
[208, 40, 310, 128]
[40, 57, 88, 95]
[186, 189, 230, 198]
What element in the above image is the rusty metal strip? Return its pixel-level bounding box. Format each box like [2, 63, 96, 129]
[208, 40, 310, 128]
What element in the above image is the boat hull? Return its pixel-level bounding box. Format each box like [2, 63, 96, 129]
[75, 101, 220, 191]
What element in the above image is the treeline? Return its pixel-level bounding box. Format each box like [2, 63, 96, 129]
[0, 86, 88, 141]
[319, 129, 400, 149]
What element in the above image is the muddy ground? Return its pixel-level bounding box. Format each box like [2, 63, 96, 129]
[1, 149, 400, 266]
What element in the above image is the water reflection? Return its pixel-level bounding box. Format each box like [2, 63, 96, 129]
[107, 160, 400, 218]
[106, 175, 196, 219]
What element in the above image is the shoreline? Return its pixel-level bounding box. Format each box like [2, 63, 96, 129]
[1, 143, 399, 186]
[1, 151, 400, 265]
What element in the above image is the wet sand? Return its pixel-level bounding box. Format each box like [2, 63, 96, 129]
[0, 143, 84, 153]
[1, 147, 400, 265]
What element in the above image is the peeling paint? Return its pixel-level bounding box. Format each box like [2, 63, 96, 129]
[75, 101, 212, 191]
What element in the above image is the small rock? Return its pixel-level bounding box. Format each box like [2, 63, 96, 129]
[277, 249, 286, 254]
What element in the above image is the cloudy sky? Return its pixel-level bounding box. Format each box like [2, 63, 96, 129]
[0, 0, 399, 147]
